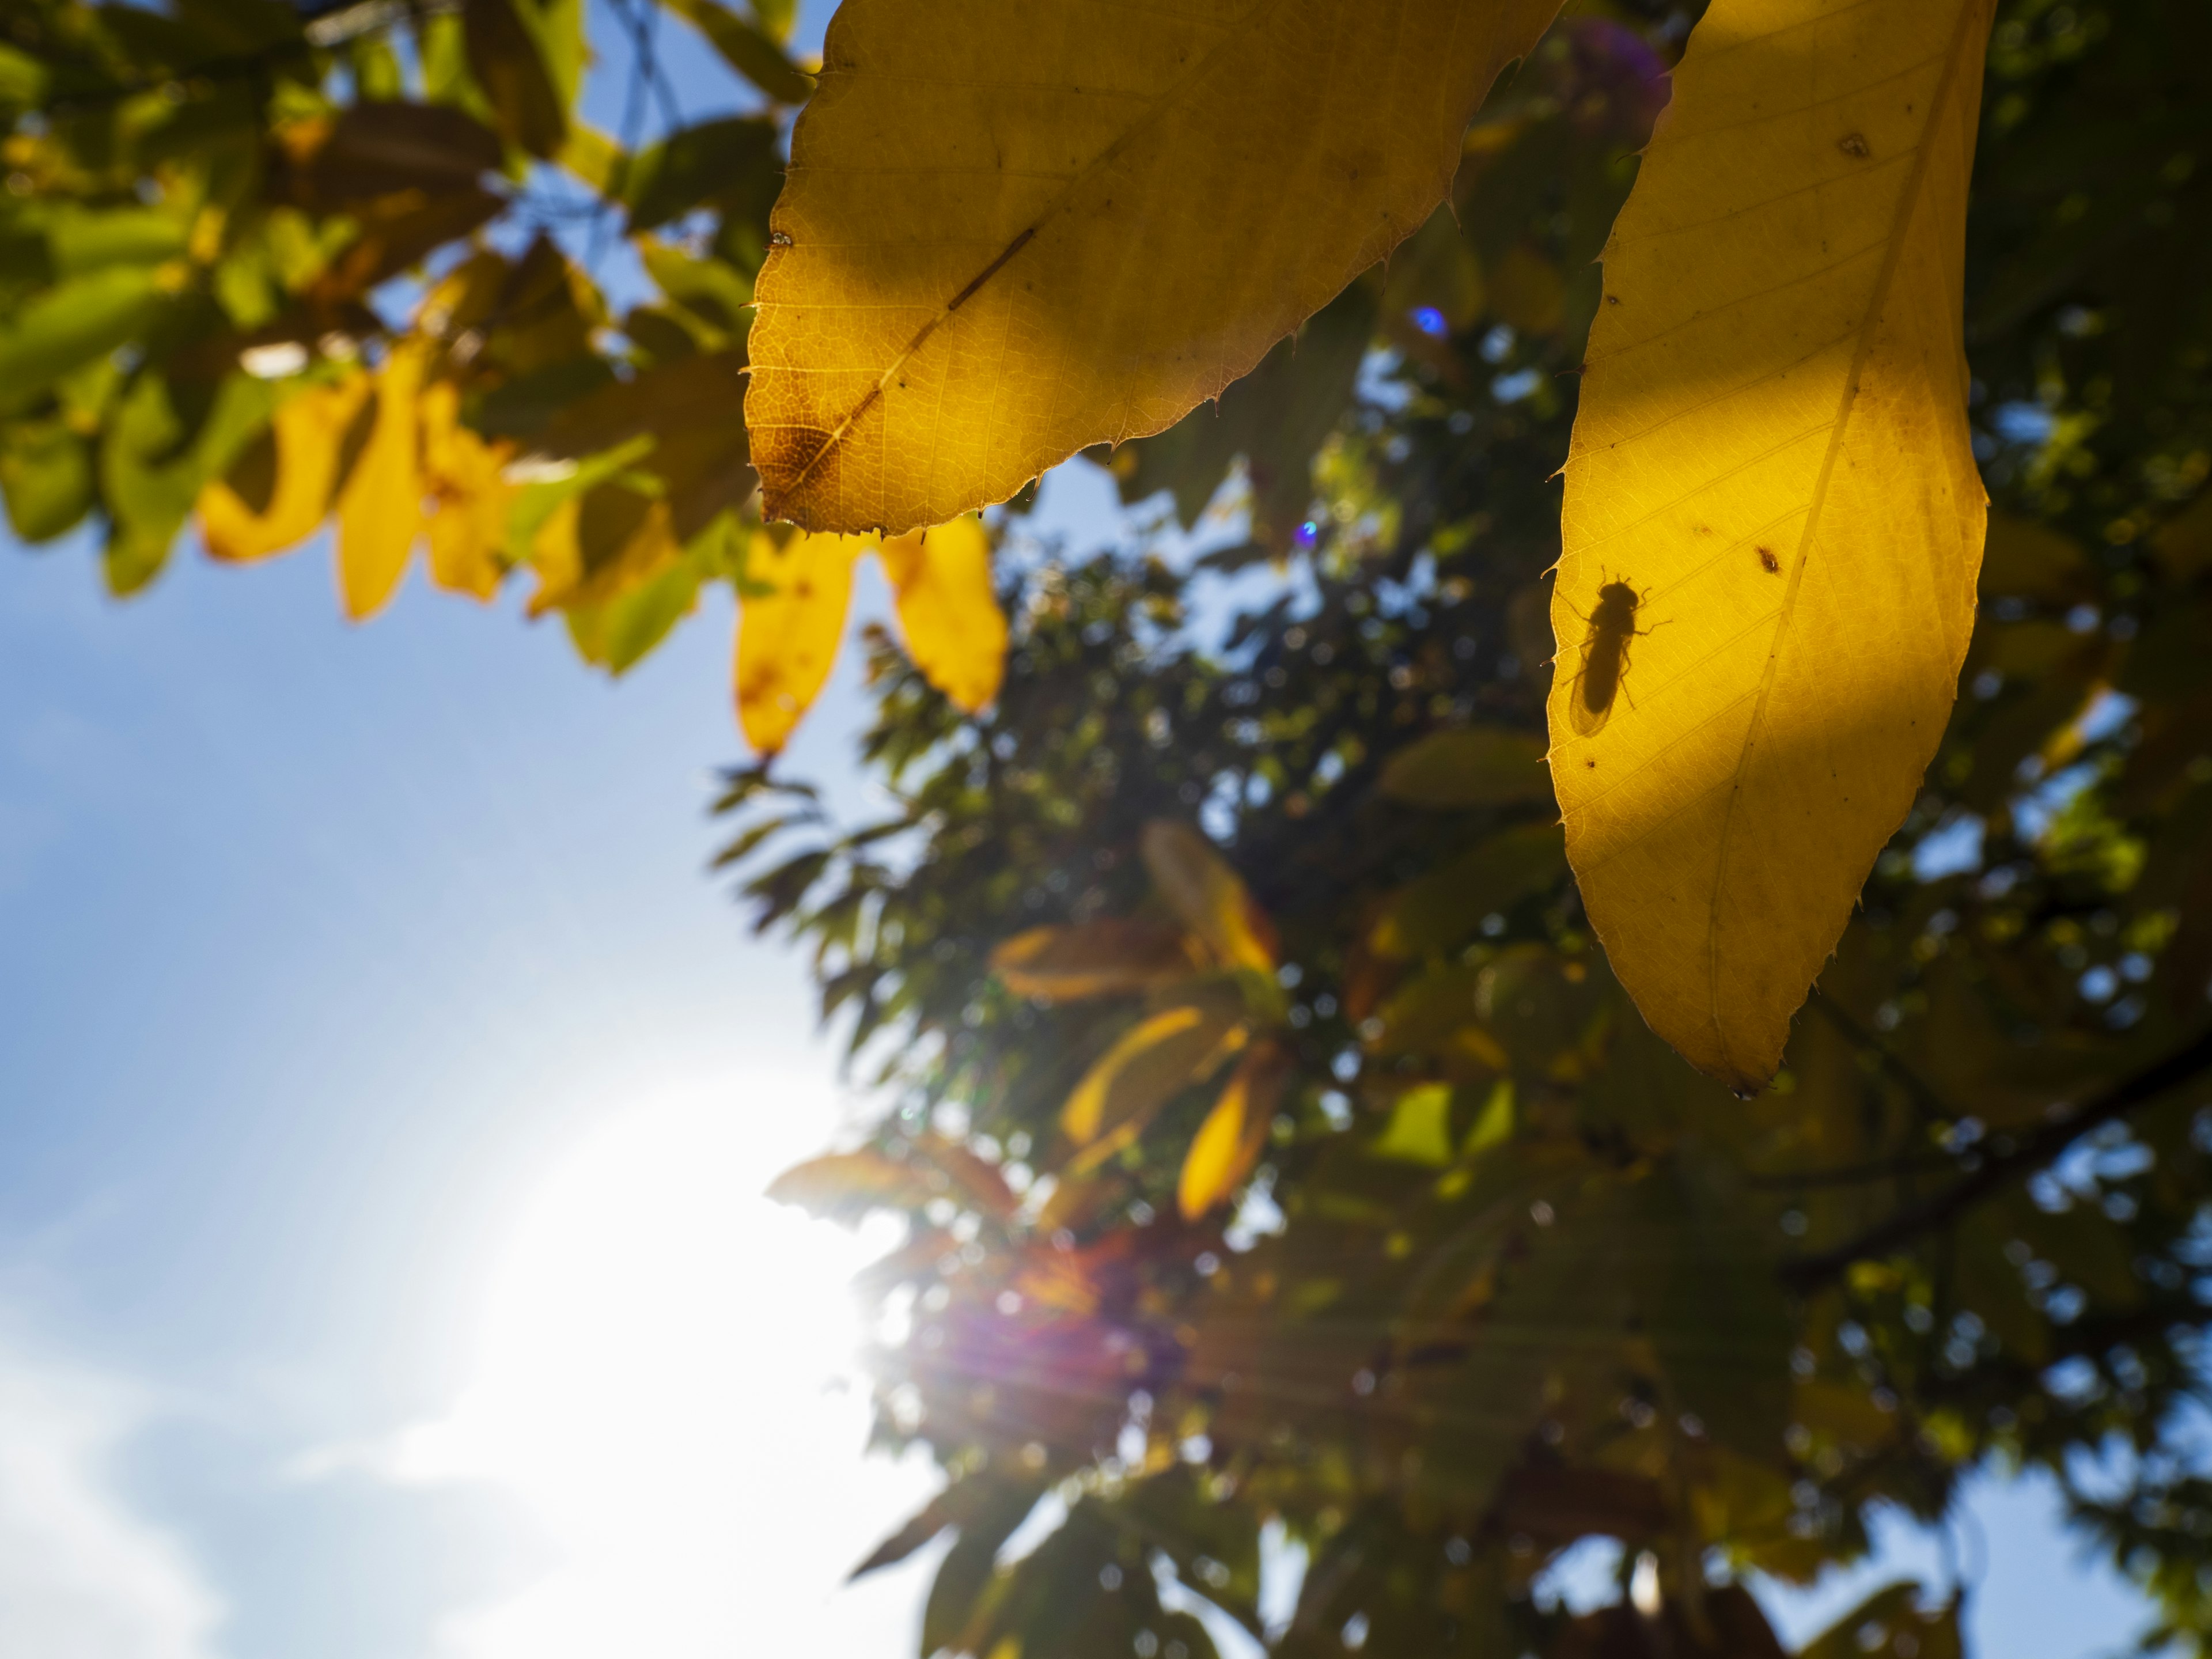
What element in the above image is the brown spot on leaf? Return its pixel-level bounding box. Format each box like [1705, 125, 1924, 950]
[1838, 132, 1870, 158]
[1758, 547, 1780, 574]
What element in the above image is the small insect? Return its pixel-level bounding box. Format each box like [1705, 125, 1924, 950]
[1566, 576, 1657, 737]
[1758, 546, 1781, 574]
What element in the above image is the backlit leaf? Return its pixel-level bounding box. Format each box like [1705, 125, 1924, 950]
[1177, 1040, 1290, 1219]
[992, 919, 1198, 1003]
[197, 374, 370, 563]
[661, 0, 815, 107]
[878, 514, 1007, 714]
[1548, 0, 1997, 1089]
[619, 115, 782, 235]
[734, 528, 863, 754]
[1371, 1082, 1456, 1166]
[1369, 820, 1565, 960]
[0, 419, 94, 543]
[463, 0, 572, 158]
[1140, 820, 1277, 977]
[745, 0, 1565, 532]
[0, 267, 174, 418]
[419, 377, 512, 600]
[335, 342, 429, 619]
[1061, 997, 1246, 1150]
[766, 1147, 933, 1223]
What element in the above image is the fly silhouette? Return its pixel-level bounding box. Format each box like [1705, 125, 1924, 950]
[1565, 577, 1658, 738]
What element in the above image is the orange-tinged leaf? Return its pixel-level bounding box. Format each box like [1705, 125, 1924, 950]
[1548, 0, 1995, 1090]
[991, 919, 1198, 1002]
[767, 1148, 934, 1224]
[419, 377, 511, 601]
[744, 0, 1563, 533]
[1140, 820, 1277, 976]
[734, 528, 863, 753]
[1176, 1040, 1290, 1221]
[878, 514, 1006, 713]
[1062, 998, 1247, 1149]
[196, 374, 370, 563]
[335, 342, 429, 619]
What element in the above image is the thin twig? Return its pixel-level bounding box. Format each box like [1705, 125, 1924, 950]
[1745, 1151, 1961, 1190]
[1809, 987, 1960, 1127]
[1780, 1022, 2212, 1294]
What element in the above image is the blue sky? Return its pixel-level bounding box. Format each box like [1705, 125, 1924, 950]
[0, 3, 2169, 1654]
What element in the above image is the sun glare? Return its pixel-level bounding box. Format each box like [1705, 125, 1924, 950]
[389, 1080, 938, 1657]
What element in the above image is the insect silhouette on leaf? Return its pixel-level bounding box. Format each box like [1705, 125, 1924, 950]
[1566, 576, 1658, 737]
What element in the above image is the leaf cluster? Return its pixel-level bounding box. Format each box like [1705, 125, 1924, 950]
[723, 7, 2212, 1656]
[0, 0, 801, 669]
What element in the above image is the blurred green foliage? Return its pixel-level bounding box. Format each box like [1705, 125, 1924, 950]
[0, 0, 798, 666]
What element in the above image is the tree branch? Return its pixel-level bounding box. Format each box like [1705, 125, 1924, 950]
[1780, 1022, 2212, 1294]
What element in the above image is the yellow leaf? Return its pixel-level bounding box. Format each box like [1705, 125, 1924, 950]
[527, 493, 584, 603]
[334, 341, 429, 619]
[1061, 998, 1245, 1149]
[1548, 0, 1995, 1091]
[991, 919, 1199, 1002]
[1139, 820, 1277, 977]
[745, 0, 1563, 533]
[877, 514, 1006, 713]
[1176, 1041, 1290, 1221]
[195, 373, 369, 563]
[418, 377, 511, 600]
[734, 528, 864, 753]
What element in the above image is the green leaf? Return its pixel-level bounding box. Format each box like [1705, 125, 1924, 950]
[0, 268, 175, 419]
[1373, 1083, 1455, 1166]
[44, 207, 192, 279]
[921, 1480, 1046, 1659]
[462, 0, 571, 158]
[1378, 724, 1554, 810]
[1799, 1582, 1961, 1659]
[561, 516, 714, 675]
[0, 43, 51, 107]
[1109, 276, 1377, 552]
[637, 239, 756, 339]
[662, 0, 815, 105]
[748, 0, 797, 44]
[101, 371, 274, 594]
[1369, 820, 1566, 959]
[621, 116, 782, 235]
[0, 419, 94, 543]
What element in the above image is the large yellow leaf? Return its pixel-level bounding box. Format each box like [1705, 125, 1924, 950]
[1548, 0, 1995, 1091]
[335, 341, 429, 620]
[878, 514, 1006, 713]
[734, 528, 865, 753]
[419, 377, 511, 600]
[745, 0, 1563, 533]
[196, 374, 370, 563]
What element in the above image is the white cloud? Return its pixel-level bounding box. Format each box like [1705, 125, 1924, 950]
[0, 1338, 222, 1659]
[363, 1079, 941, 1659]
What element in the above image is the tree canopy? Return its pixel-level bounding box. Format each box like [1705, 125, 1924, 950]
[9, 1, 2212, 1654]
